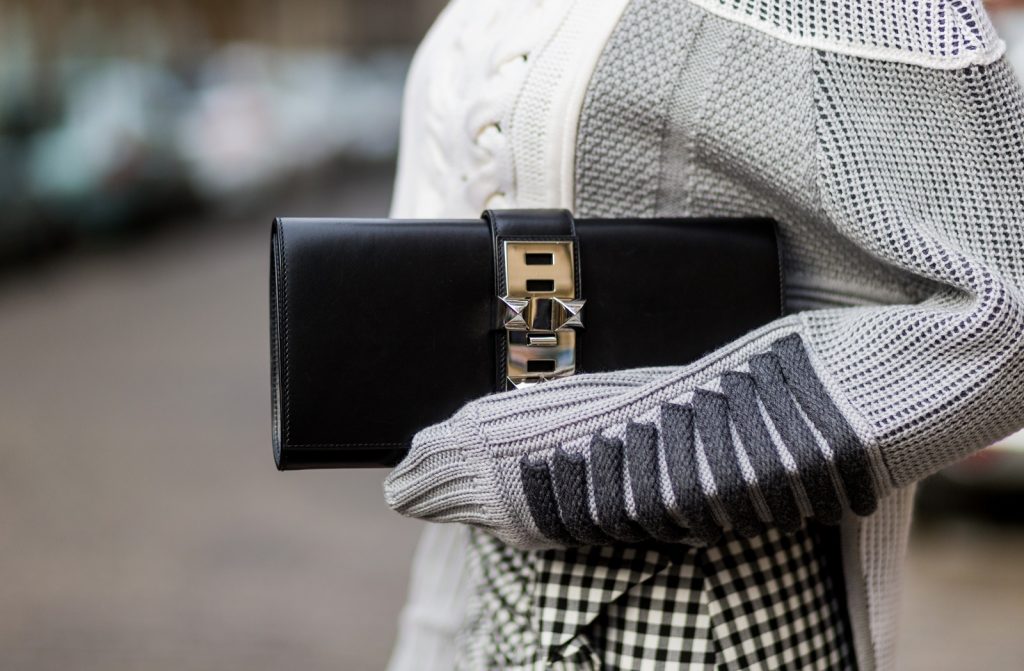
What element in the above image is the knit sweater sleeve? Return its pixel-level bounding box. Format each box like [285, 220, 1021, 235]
[383, 52, 1024, 550]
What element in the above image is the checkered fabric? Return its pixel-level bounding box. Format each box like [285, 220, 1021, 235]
[456, 525, 854, 670]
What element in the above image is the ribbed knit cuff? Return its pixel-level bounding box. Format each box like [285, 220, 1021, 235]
[384, 405, 535, 545]
[384, 372, 681, 547]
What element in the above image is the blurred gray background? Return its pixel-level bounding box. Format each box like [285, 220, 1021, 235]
[1, 1, 1023, 669]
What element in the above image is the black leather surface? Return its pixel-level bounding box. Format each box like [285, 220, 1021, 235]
[271, 212, 782, 469]
[575, 218, 782, 372]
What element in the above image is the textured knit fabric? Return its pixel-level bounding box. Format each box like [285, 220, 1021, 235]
[456, 526, 855, 670]
[385, 0, 1024, 548]
[384, 1, 1024, 670]
[686, 0, 1004, 68]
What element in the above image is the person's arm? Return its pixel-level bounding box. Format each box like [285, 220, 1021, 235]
[385, 51, 1024, 551]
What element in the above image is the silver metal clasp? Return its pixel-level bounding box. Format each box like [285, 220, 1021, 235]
[499, 240, 585, 389]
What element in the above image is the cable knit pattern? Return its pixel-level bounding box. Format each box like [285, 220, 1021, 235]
[389, 0, 565, 218]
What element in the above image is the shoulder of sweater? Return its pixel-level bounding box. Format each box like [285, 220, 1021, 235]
[687, 0, 1005, 69]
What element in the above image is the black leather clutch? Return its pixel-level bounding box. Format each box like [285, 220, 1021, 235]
[270, 209, 782, 470]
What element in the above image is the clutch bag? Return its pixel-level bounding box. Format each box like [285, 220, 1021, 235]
[270, 209, 782, 469]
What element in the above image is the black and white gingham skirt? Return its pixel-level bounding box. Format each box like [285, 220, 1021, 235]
[456, 525, 855, 670]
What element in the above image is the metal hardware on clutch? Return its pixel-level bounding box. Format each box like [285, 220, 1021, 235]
[500, 240, 585, 389]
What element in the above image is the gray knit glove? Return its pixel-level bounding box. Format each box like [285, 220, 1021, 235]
[383, 332, 885, 550]
[383, 368, 672, 548]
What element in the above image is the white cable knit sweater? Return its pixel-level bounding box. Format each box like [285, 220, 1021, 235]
[385, 2, 1024, 670]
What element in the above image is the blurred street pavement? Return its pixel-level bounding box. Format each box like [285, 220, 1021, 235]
[0, 165, 1022, 670]
[0, 165, 422, 671]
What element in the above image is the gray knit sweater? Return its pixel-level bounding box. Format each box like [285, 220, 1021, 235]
[384, 0, 1024, 668]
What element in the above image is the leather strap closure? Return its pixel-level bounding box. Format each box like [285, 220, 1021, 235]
[484, 209, 585, 391]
